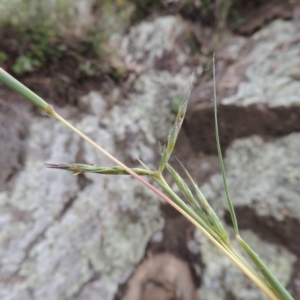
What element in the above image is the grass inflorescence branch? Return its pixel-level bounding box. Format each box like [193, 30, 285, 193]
[45, 163, 153, 176]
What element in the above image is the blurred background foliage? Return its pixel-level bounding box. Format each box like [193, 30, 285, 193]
[0, 0, 281, 76]
[0, 0, 133, 75]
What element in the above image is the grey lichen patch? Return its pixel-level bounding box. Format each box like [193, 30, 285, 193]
[196, 229, 296, 300]
[0, 117, 80, 282]
[109, 71, 190, 164]
[119, 16, 190, 72]
[0, 100, 29, 190]
[222, 20, 300, 108]
[78, 91, 107, 116]
[201, 133, 300, 222]
[0, 102, 164, 299]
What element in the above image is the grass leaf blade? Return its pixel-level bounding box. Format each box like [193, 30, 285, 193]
[237, 235, 293, 300]
[0, 68, 52, 113]
[213, 54, 239, 235]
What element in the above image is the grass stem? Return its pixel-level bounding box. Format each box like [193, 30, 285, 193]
[212, 54, 239, 235]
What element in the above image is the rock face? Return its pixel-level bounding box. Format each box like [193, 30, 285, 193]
[120, 16, 191, 73]
[1, 11, 300, 300]
[186, 19, 300, 154]
[0, 102, 165, 299]
[0, 100, 29, 190]
[207, 134, 300, 222]
[222, 20, 300, 108]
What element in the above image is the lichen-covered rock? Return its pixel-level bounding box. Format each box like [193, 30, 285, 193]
[109, 71, 190, 164]
[221, 20, 300, 108]
[119, 16, 191, 72]
[0, 100, 29, 190]
[0, 101, 165, 299]
[201, 133, 300, 222]
[186, 19, 300, 154]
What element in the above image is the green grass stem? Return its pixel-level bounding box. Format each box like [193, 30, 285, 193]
[212, 54, 239, 235]
[237, 236, 293, 300]
[0, 68, 52, 113]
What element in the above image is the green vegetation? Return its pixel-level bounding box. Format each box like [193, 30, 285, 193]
[128, 0, 163, 21]
[10, 22, 64, 74]
[0, 0, 262, 75]
[0, 0, 74, 73]
[0, 0, 133, 75]
[0, 51, 8, 65]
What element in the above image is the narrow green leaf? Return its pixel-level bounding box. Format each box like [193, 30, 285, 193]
[213, 54, 239, 235]
[184, 168, 230, 245]
[0, 68, 53, 113]
[237, 236, 293, 300]
[154, 175, 226, 245]
[166, 163, 211, 222]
